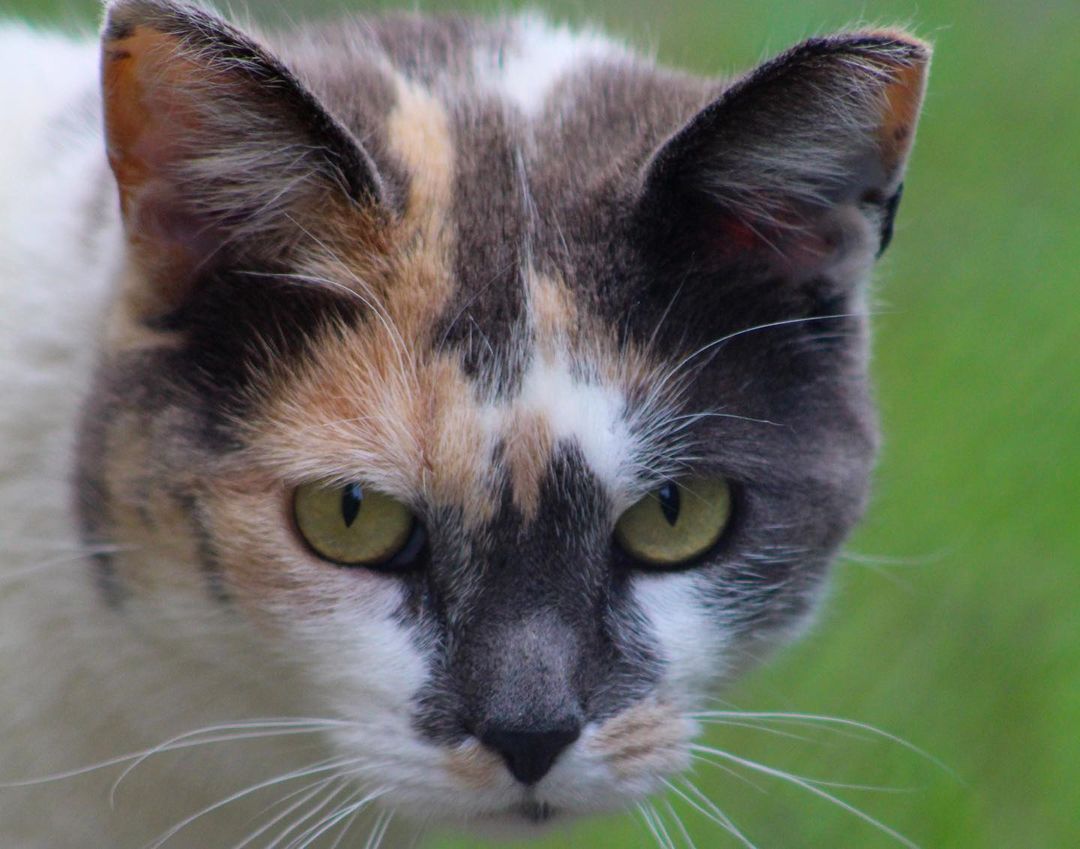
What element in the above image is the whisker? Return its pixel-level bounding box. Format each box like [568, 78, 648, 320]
[650, 312, 869, 405]
[664, 799, 698, 849]
[109, 720, 350, 805]
[688, 711, 952, 775]
[693, 757, 768, 794]
[326, 798, 366, 849]
[696, 718, 817, 744]
[267, 215, 416, 384]
[143, 758, 362, 849]
[0, 544, 139, 586]
[1, 720, 350, 791]
[272, 781, 357, 849]
[651, 800, 681, 849]
[365, 808, 395, 849]
[228, 776, 339, 849]
[690, 752, 911, 793]
[667, 411, 785, 429]
[285, 788, 388, 849]
[405, 812, 434, 849]
[638, 801, 673, 849]
[243, 265, 412, 387]
[664, 778, 758, 849]
[690, 744, 920, 848]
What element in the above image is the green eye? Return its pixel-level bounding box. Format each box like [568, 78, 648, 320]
[293, 481, 420, 568]
[614, 478, 732, 567]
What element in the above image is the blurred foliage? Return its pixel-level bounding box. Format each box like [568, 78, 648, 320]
[5, 0, 1077, 846]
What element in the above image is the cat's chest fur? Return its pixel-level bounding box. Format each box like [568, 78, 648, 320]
[0, 4, 928, 847]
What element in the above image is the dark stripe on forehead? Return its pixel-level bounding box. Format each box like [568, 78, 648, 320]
[153, 269, 367, 446]
[438, 100, 530, 394]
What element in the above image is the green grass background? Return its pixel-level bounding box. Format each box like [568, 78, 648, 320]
[7, 0, 1077, 846]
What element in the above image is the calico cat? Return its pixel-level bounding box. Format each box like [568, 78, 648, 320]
[0, 1, 929, 846]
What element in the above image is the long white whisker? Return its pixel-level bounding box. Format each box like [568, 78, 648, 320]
[272, 781, 355, 849]
[405, 812, 434, 849]
[650, 800, 680, 849]
[690, 752, 908, 793]
[326, 799, 366, 849]
[244, 265, 413, 389]
[281, 216, 417, 383]
[667, 411, 784, 429]
[697, 718, 815, 743]
[664, 798, 698, 849]
[0, 720, 349, 791]
[651, 313, 866, 404]
[637, 801, 670, 849]
[143, 758, 361, 849]
[688, 711, 952, 775]
[110, 721, 347, 806]
[690, 744, 920, 848]
[229, 776, 341, 849]
[365, 808, 395, 849]
[285, 788, 388, 849]
[666, 777, 759, 849]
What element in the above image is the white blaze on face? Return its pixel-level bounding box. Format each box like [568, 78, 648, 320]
[515, 351, 638, 504]
[631, 572, 729, 703]
[477, 15, 625, 119]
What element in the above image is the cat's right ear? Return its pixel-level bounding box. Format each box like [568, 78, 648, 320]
[101, 0, 384, 316]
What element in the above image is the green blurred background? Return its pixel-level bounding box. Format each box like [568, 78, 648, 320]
[8, 0, 1077, 846]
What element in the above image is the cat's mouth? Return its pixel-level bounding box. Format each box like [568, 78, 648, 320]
[514, 799, 556, 823]
[470, 798, 562, 831]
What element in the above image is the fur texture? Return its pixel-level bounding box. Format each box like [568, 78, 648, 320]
[0, 2, 929, 846]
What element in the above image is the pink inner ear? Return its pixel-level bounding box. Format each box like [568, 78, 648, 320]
[719, 215, 763, 253]
[131, 180, 220, 258]
[700, 203, 856, 281]
[103, 23, 231, 305]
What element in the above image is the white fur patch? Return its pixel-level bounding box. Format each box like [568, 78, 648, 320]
[632, 572, 728, 700]
[516, 352, 635, 498]
[477, 14, 623, 118]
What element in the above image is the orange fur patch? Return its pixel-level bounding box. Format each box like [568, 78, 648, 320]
[866, 31, 931, 171]
[443, 740, 504, 790]
[588, 699, 691, 780]
[502, 407, 555, 518]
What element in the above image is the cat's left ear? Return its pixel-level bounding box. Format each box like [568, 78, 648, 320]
[101, 0, 384, 315]
[638, 31, 930, 283]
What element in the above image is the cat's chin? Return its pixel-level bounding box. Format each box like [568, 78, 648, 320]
[443, 801, 576, 841]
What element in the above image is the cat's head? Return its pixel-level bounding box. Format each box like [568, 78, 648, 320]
[80, 0, 928, 830]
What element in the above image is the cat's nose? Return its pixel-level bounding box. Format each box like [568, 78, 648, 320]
[479, 722, 582, 786]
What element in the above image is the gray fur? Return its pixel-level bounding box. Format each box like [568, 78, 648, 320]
[75, 0, 929, 830]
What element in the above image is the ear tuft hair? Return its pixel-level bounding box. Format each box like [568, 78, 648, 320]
[639, 30, 930, 278]
[100, 0, 383, 313]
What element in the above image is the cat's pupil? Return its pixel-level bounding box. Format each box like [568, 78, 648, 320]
[657, 483, 680, 526]
[341, 483, 364, 527]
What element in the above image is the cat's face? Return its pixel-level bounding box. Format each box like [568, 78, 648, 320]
[80, 0, 927, 830]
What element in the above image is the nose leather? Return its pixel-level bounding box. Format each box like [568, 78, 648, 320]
[480, 723, 581, 785]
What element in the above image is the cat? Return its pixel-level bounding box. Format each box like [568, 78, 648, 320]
[0, 1, 929, 846]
